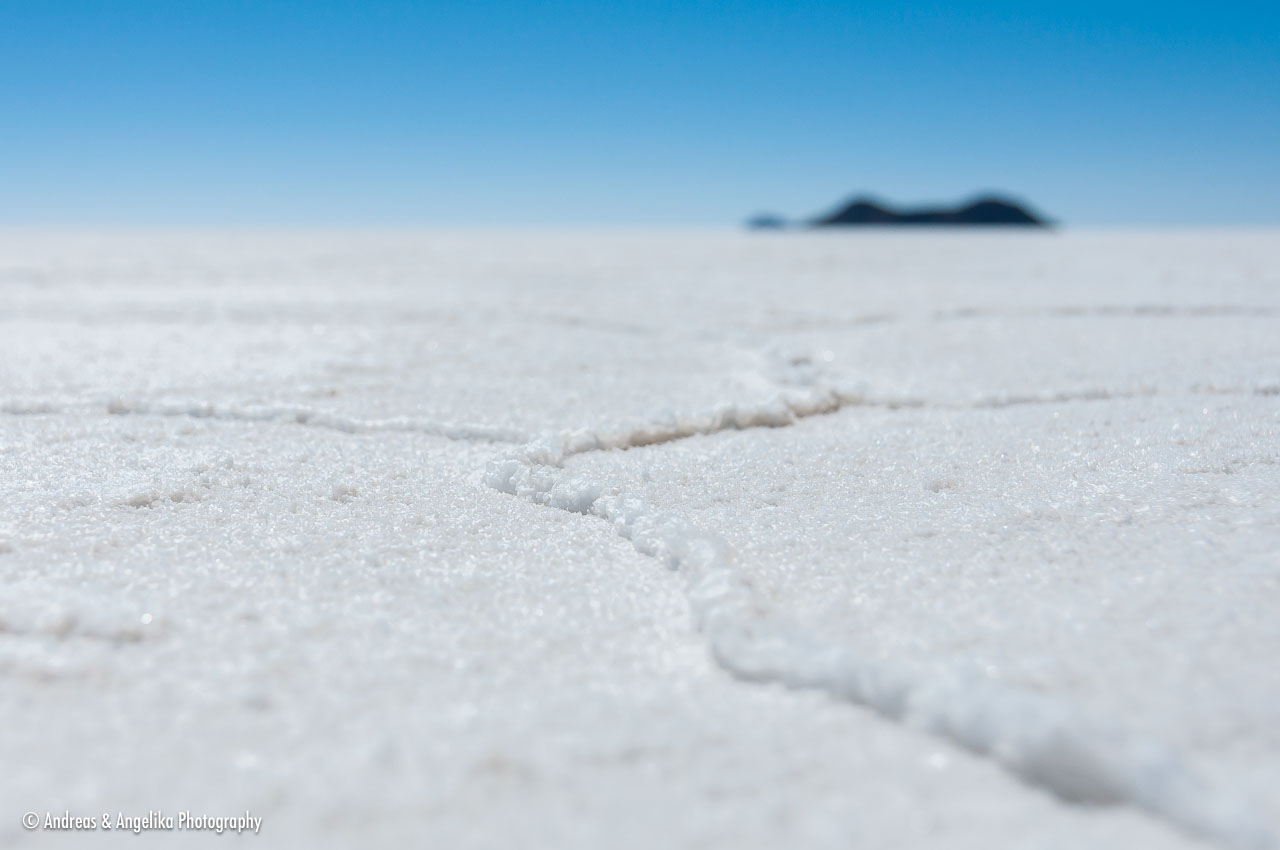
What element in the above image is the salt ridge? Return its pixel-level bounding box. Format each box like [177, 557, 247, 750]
[484, 347, 1277, 850]
[2, 397, 527, 443]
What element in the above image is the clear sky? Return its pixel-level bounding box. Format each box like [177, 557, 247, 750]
[2, 1, 1277, 226]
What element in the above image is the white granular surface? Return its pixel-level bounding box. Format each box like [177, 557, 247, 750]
[2, 230, 1278, 848]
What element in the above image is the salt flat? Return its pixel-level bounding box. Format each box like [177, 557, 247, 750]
[1, 230, 1277, 848]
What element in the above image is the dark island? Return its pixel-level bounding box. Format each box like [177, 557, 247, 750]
[747, 195, 1051, 229]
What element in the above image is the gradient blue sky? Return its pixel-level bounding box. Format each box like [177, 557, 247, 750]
[2, 1, 1278, 226]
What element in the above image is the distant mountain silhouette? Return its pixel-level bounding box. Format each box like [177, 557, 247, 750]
[745, 213, 789, 229]
[813, 195, 1048, 227]
[745, 194, 1051, 229]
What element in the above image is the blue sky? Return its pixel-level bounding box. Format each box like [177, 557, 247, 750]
[1, 1, 1277, 226]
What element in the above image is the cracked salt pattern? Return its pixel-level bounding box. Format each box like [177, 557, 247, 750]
[1, 230, 1278, 848]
